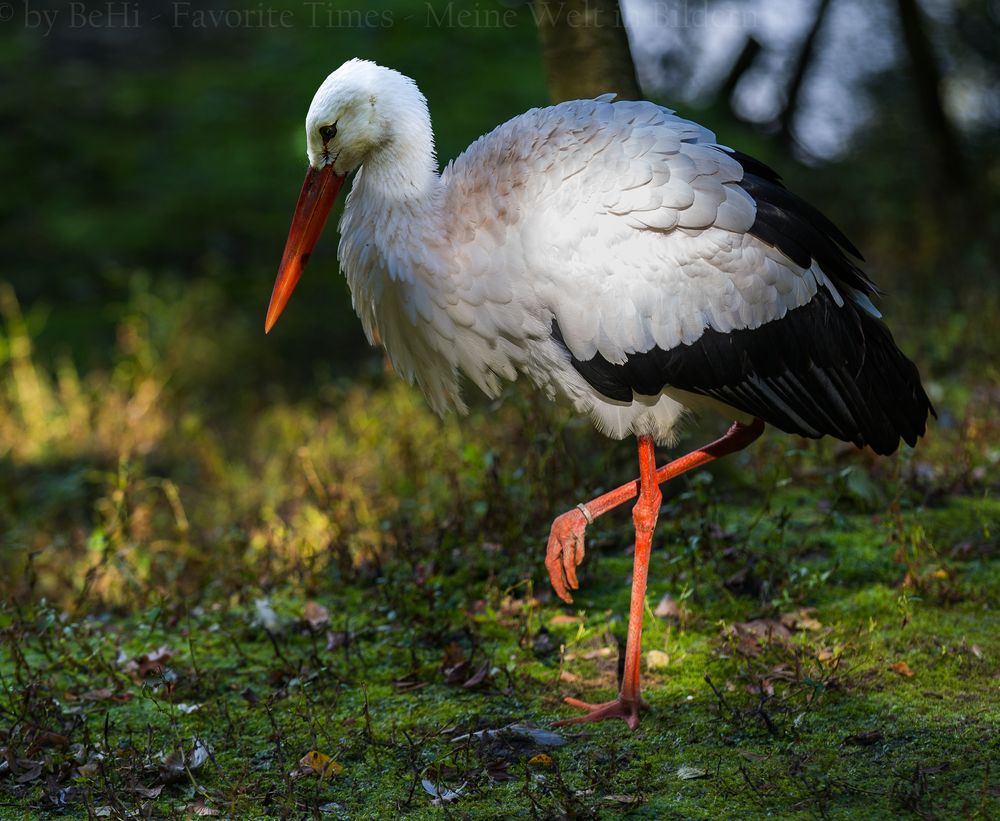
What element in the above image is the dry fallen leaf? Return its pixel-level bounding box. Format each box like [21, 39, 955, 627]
[497, 596, 542, 621]
[185, 799, 222, 817]
[486, 763, 515, 782]
[816, 648, 838, 665]
[25, 731, 69, 756]
[161, 740, 210, 783]
[441, 642, 469, 685]
[393, 676, 428, 692]
[646, 650, 670, 670]
[303, 601, 330, 631]
[737, 750, 767, 762]
[549, 614, 583, 625]
[77, 760, 101, 778]
[462, 661, 492, 689]
[654, 594, 682, 620]
[15, 763, 42, 784]
[527, 753, 554, 769]
[780, 608, 823, 632]
[746, 679, 775, 696]
[724, 619, 793, 656]
[890, 661, 915, 678]
[124, 645, 174, 678]
[604, 794, 641, 804]
[298, 750, 343, 779]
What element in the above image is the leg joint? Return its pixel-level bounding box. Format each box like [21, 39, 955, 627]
[632, 485, 661, 529]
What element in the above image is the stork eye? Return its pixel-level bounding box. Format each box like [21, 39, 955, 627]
[319, 124, 337, 143]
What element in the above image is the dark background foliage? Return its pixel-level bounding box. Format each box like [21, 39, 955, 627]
[2, 0, 996, 381]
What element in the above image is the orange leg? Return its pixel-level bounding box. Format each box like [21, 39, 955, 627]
[549, 419, 764, 730]
[545, 419, 765, 603]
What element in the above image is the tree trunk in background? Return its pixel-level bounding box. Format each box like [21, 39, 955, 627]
[894, 0, 968, 186]
[533, 0, 641, 103]
[716, 35, 763, 119]
[778, 0, 834, 147]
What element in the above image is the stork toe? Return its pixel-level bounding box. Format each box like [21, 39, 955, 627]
[553, 695, 648, 731]
[545, 508, 588, 603]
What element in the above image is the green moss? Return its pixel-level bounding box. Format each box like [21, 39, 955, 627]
[2, 488, 997, 818]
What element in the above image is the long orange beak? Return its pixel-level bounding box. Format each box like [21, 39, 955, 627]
[265, 164, 346, 333]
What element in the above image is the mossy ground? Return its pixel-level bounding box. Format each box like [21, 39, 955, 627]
[1, 282, 998, 819]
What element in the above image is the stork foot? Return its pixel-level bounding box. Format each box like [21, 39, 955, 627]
[544, 508, 589, 603]
[552, 694, 647, 731]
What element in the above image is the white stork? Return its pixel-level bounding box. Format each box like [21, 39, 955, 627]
[265, 59, 933, 730]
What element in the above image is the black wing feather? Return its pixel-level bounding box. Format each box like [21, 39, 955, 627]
[554, 292, 933, 455]
[552, 150, 934, 455]
[723, 149, 874, 296]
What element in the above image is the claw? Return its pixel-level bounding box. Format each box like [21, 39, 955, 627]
[552, 694, 647, 731]
[544, 508, 588, 603]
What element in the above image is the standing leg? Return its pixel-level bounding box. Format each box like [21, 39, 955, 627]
[552, 435, 661, 730]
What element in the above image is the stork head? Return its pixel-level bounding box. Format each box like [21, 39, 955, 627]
[265, 59, 429, 333]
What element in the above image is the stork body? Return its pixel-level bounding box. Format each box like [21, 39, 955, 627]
[266, 60, 933, 730]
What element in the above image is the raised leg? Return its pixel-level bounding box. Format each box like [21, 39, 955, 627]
[546, 419, 764, 603]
